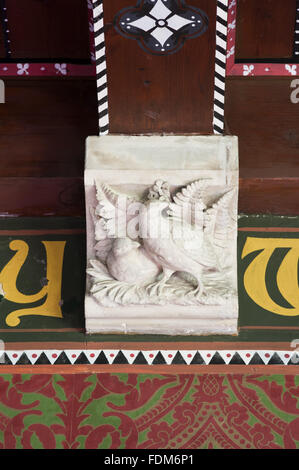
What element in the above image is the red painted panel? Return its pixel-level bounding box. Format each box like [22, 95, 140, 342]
[0, 373, 298, 449]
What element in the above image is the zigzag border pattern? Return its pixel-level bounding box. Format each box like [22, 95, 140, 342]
[1, 350, 298, 366]
[213, 0, 228, 134]
[92, 0, 109, 135]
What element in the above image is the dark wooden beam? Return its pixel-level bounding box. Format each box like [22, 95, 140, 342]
[0, 177, 297, 217]
[2, 0, 90, 60]
[235, 0, 296, 60]
[226, 77, 299, 179]
[0, 78, 98, 176]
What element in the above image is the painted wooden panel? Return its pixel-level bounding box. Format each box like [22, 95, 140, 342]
[0, 218, 86, 338]
[0, 373, 299, 448]
[103, 0, 217, 134]
[238, 223, 299, 328]
[0, 177, 298, 218]
[0, 178, 86, 217]
[226, 77, 299, 179]
[0, 79, 98, 177]
[0, 216, 298, 350]
[0, 77, 298, 213]
[238, 178, 299, 216]
[227, 0, 299, 77]
[1, 0, 91, 61]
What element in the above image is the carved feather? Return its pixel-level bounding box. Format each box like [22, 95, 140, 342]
[172, 180, 208, 208]
[168, 180, 210, 227]
[94, 182, 141, 244]
[204, 188, 237, 248]
[162, 179, 218, 266]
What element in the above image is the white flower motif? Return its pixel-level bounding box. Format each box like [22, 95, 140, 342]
[117, 0, 207, 54]
[243, 65, 254, 76]
[285, 64, 297, 76]
[55, 63, 67, 75]
[229, 0, 236, 9]
[150, 0, 172, 20]
[129, 16, 156, 31]
[227, 46, 235, 58]
[228, 19, 236, 31]
[17, 63, 29, 75]
[127, 0, 195, 49]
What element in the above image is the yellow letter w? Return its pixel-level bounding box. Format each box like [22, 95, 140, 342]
[242, 237, 299, 317]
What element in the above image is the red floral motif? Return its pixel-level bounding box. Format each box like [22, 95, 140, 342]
[85, 424, 121, 449]
[102, 412, 139, 449]
[172, 402, 197, 425]
[0, 376, 39, 410]
[50, 375, 94, 449]
[21, 424, 56, 449]
[0, 374, 299, 449]
[107, 376, 175, 412]
[12, 374, 56, 399]
[147, 422, 173, 448]
[247, 376, 299, 416]
[250, 423, 276, 449]
[225, 403, 249, 427]
[284, 418, 299, 448]
[194, 375, 227, 403]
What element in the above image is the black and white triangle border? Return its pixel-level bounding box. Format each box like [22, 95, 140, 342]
[1, 349, 299, 366]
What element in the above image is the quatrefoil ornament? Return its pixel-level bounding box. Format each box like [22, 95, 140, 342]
[114, 0, 209, 55]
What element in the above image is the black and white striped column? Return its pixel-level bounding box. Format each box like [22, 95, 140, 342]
[92, 0, 109, 135]
[294, 0, 299, 58]
[213, 0, 228, 135]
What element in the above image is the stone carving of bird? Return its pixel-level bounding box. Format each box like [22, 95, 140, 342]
[106, 238, 160, 285]
[139, 180, 218, 296]
[92, 179, 236, 297]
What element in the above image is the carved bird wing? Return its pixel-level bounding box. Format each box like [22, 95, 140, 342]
[167, 179, 208, 227]
[93, 182, 142, 262]
[166, 180, 217, 267]
[204, 187, 237, 249]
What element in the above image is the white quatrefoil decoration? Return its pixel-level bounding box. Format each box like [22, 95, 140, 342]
[114, 0, 209, 55]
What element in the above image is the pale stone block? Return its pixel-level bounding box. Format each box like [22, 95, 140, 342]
[85, 135, 239, 335]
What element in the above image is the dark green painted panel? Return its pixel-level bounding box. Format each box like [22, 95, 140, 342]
[0, 215, 297, 344]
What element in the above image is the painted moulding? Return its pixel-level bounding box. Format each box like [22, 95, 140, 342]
[85, 135, 239, 335]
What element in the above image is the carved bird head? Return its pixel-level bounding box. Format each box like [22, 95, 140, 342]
[112, 238, 140, 256]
